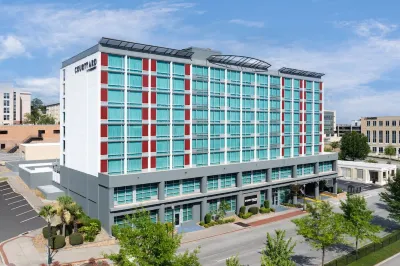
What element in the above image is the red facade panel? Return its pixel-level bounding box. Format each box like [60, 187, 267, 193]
[185, 109, 190, 120]
[300, 124, 303, 132]
[151, 157, 156, 168]
[282, 136, 285, 145]
[281, 101, 285, 110]
[320, 124, 323, 131]
[142, 58, 149, 71]
[300, 102, 303, 111]
[282, 89, 285, 98]
[185, 94, 190, 105]
[142, 91, 148, 104]
[320, 82, 323, 90]
[151, 76, 156, 88]
[101, 106, 107, 120]
[101, 89, 107, 102]
[142, 141, 148, 153]
[319, 145, 322, 152]
[185, 124, 190, 135]
[101, 71, 108, 84]
[303, 80, 306, 88]
[101, 125, 108, 138]
[142, 108, 148, 120]
[185, 139, 190, 150]
[320, 93, 323, 101]
[185, 64, 191, 75]
[151, 140, 156, 152]
[319, 103, 322, 111]
[320, 134, 323, 142]
[185, 79, 190, 91]
[142, 125, 148, 136]
[281, 148, 284, 157]
[100, 142, 107, 155]
[151, 92, 157, 104]
[142, 157, 148, 169]
[282, 113, 285, 121]
[100, 160, 107, 173]
[282, 124, 285, 133]
[184, 154, 190, 165]
[151, 60, 156, 72]
[151, 109, 156, 120]
[320, 113, 322, 121]
[151, 125, 156, 136]
[142, 75, 149, 87]
[101, 53, 108, 66]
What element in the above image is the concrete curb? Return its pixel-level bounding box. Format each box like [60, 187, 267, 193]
[0, 235, 34, 266]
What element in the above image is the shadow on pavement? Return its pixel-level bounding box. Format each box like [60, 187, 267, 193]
[371, 215, 400, 233]
[329, 243, 354, 254]
[375, 202, 388, 211]
[291, 254, 316, 266]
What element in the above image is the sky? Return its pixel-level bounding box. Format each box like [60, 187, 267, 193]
[0, 0, 400, 123]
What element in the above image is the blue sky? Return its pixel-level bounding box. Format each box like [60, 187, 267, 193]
[0, 0, 400, 122]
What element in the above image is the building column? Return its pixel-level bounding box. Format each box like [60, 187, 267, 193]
[292, 165, 297, 178]
[332, 160, 338, 172]
[267, 168, 272, 183]
[333, 178, 337, 194]
[314, 162, 319, 175]
[200, 176, 207, 193]
[314, 182, 320, 199]
[237, 192, 244, 213]
[159, 204, 165, 223]
[378, 171, 383, 184]
[267, 187, 273, 205]
[158, 181, 165, 200]
[293, 194, 298, 205]
[201, 197, 207, 222]
[237, 172, 243, 188]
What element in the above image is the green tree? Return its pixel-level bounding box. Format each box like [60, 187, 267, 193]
[324, 146, 333, 152]
[380, 171, 400, 223]
[340, 194, 381, 258]
[106, 210, 200, 266]
[55, 196, 74, 236]
[37, 114, 56, 125]
[213, 200, 230, 220]
[24, 98, 55, 125]
[261, 230, 295, 266]
[226, 255, 241, 266]
[31, 98, 46, 113]
[339, 132, 370, 161]
[39, 205, 56, 265]
[384, 145, 396, 163]
[293, 201, 346, 266]
[66, 203, 83, 233]
[330, 141, 339, 149]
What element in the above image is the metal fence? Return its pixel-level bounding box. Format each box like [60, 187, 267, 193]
[325, 230, 400, 266]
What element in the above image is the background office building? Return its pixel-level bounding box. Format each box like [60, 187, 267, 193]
[324, 110, 336, 137]
[45, 103, 60, 124]
[362, 116, 400, 156]
[0, 88, 31, 125]
[58, 37, 338, 232]
[336, 120, 361, 137]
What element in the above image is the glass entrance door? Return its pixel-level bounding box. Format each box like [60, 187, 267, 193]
[174, 213, 180, 226]
[272, 188, 279, 206]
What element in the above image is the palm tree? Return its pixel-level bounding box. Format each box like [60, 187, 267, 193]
[56, 196, 74, 236]
[67, 203, 83, 233]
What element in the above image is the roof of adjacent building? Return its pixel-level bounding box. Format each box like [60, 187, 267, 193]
[338, 160, 397, 171]
[46, 103, 60, 107]
[62, 37, 325, 79]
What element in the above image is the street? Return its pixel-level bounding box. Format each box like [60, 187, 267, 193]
[180, 188, 396, 266]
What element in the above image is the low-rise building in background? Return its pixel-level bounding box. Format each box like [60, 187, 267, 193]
[336, 120, 361, 137]
[45, 103, 60, 124]
[0, 88, 31, 125]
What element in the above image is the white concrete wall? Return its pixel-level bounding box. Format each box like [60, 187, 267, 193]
[21, 143, 60, 160]
[60, 52, 100, 176]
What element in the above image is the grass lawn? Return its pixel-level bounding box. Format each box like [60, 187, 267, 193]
[0, 177, 7, 181]
[348, 240, 400, 266]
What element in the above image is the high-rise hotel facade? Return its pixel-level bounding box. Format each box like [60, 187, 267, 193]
[59, 37, 338, 232]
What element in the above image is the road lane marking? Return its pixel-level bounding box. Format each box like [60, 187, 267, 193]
[16, 209, 34, 216]
[11, 204, 28, 210]
[5, 195, 22, 200]
[3, 191, 15, 196]
[0, 187, 12, 191]
[20, 216, 39, 223]
[9, 199, 25, 205]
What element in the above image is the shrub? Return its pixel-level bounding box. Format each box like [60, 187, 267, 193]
[83, 218, 101, 231]
[337, 188, 343, 193]
[216, 219, 224, 225]
[50, 235, 66, 249]
[239, 206, 246, 215]
[241, 212, 253, 219]
[88, 257, 96, 265]
[248, 206, 259, 215]
[205, 213, 212, 224]
[225, 217, 235, 223]
[199, 221, 205, 226]
[79, 222, 100, 242]
[259, 207, 270, 214]
[111, 224, 119, 238]
[42, 226, 58, 239]
[270, 208, 275, 212]
[263, 200, 270, 209]
[69, 233, 84, 246]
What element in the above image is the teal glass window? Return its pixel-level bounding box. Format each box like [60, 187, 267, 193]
[192, 153, 208, 166]
[210, 68, 225, 81]
[127, 91, 141, 106]
[173, 155, 184, 169]
[306, 92, 312, 100]
[242, 98, 254, 109]
[294, 102, 300, 111]
[157, 61, 170, 75]
[258, 74, 268, 86]
[108, 73, 124, 88]
[210, 124, 224, 136]
[314, 103, 320, 111]
[284, 101, 292, 110]
[157, 125, 170, 138]
[319, 161, 333, 172]
[258, 137, 267, 147]
[306, 102, 312, 111]
[227, 84, 240, 95]
[207, 176, 218, 191]
[270, 148, 279, 159]
[306, 124, 312, 133]
[136, 183, 158, 202]
[157, 77, 170, 90]
[242, 85, 255, 96]
[108, 55, 124, 70]
[193, 65, 208, 77]
[284, 148, 291, 158]
[293, 135, 300, 145]
[270, 88, 280, 97]
[193, 95, 208, 106]
[172, 109, 184, 122]
[242, 72, 255, 84]
[284, 113, 292, 122]
[314, 145, 320, 154]
[242, 137, 254, 148]
[210, 82, 224, 94]
[156, 156, 170, 170]
[270, 124, 280, 134]
[253, 170, 266, 183]
[222, 196, 236, 212]
[182, 178, 200, 194]
[127, 141, 141, 156]
[128, 74, 142, 88]
[242, 171, 251, 185]
[165, 208, 175, 223]
[173, 140, 184, 153]
[270, 100, 280, 109]
[270, 76, 280, 85]
[157, 92, 170, 107]
[228, 111, 240, 122]
[227, 138, 240, 149]
[228, 151, 240, 162]
[294, 79, 300, 88]
[128, 57, 142, 72]
[193, 110, 207, 121]
[258, 124, 267, 135]
[211, 110, 224, 122]
[127, 125, 141, 139]
[165, 180, 180, 197]
[173, 63, 184, 77]
[209, 200, 218, 213]
[192, 80, 208, 92]
[108, 142, 124, 158]
[211, 138, 224, 150]
[211, 96, 225, 108]
[114, 186, 133, 205]
[280, 166, 292, 179]
[156, 109, 170, 122]
[271, 168, 279, 180]
[257, 87, 268, 98]
[294, 90, 300, 100]
[243, 111, 254, 122]
[257, 149, 267, 160]
[228, 124, 240, 136]
[173, 94, 184, 107]
[156, 140, 170, 154]
[242, 150, 254, 161]
[293, 113, 300, 123]
[306, 114, 313, 123]
[294, 124, 300, 133]
[173, 78, 184, 91]
[108, 159, 123, 175]
[306, 80, 312, 89]
[173, 124, 184, 137]
[228, 97, 240, 109]
[211, 152, 224, 165]
[306, 134, 312, 144]
[314, 91, 320, 102]
[127, 158, 141, 173]
[306, 146, 312, 155]
[257, 99, 268, 110]
[192, 124, 208, 135]
[220, 173, 236, 188]
[243, 124, 254, 135]
[127, 108, 141, 122]
[108, 125, 123, 140]
[227, 70, 240, 82]
[270, 136, 279, 144]
[182, 204, 193, 221]
[193, 139, 207, 149]
[284, 78, 292, 88]
[284, 90, 291, 100]
[314, 125, 320, 134]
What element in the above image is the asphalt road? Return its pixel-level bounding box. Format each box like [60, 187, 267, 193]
[0, 180, 46, 242]
[379, 252, 400, 266]
[180, 188, 396, 266]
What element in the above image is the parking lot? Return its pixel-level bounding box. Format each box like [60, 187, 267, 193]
[0, 180, 45, 242]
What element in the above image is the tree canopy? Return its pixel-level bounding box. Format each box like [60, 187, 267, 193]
[261, 230, 295, 266]
[339, 132, 370, 161]
[380, 171, 400, 223]
[24, 97, 56, 125]
[384, 145, 396, 162]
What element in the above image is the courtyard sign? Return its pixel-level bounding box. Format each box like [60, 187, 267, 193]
[75, 59, 97, 74]
[244, 195, 258, 206]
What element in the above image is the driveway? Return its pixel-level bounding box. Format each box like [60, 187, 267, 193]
[0, 180, 46, 242]
[337, 178, 381, 193]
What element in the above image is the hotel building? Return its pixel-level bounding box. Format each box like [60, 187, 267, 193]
[58, 37, 338, 232]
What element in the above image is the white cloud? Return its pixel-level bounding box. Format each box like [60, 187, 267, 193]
[336, 19, 397, 37]
[14, 77, 59, 104]
[0, 35, 25, 60]
[229, 19, 264, 28]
